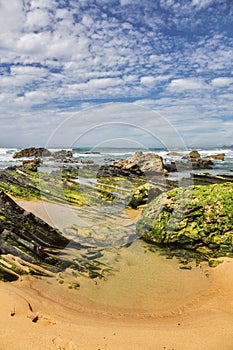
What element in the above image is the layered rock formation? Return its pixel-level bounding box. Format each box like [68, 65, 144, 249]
[0, 191, 69, 281]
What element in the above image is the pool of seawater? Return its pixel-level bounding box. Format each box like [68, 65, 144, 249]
[18, 200, 212, 316]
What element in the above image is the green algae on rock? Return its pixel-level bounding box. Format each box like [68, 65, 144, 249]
[137, 182, 233, 263]
[0, 191, 112, 282]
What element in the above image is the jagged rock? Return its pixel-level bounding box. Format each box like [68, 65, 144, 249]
[53, 150, 73, 161]
[13, 147, 51, 158]
[22, 158, 42, 172]
[137, 182, 233, 261]
[164, 162, 177, 172]
[97, 164, 144, 178]
[182, 150, 201, 160]
[114, 151, 165, 175]
[63, 158, 74, 163]
[0, 191, 71, 281]
[204, 153, 225, 161]
[0, 191, 69, 248]
[180, 150, 213, 170]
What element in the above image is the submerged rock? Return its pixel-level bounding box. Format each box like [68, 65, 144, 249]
[137, 182, 233, 262]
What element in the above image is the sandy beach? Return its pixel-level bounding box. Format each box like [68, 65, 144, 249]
[1, 200, 233, 349]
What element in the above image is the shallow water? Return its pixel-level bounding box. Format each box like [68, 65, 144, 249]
[70, 240, 211, 315]
[17, 200, 212, 316]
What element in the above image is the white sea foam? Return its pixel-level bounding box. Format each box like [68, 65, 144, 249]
[0, 147, 232, 173]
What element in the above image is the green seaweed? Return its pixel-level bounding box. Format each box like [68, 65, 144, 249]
[137, 182, 233, 264]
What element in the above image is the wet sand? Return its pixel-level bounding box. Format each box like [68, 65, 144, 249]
[0, 200, 233, 349]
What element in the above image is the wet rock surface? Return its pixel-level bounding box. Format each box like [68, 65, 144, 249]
[0, 191, 70, 281]
[0, 191, 115, 282]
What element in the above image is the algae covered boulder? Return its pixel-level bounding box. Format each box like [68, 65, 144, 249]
[137, 182, 233, 257]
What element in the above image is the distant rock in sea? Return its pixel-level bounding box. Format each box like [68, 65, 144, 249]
[13, 147, 52, 158]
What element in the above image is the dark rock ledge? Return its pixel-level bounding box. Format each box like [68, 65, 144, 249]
[0, 191, 69, 281]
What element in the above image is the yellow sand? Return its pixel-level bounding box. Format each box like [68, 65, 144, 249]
[0, 200, 233, 349]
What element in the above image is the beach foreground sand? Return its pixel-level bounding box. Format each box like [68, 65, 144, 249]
[1, 200, 233, 350]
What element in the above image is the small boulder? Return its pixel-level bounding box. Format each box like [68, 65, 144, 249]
[81, 158, 94, 164]
[182, 150, 201, 160]
[53, 150, 73, 161]
[22, 158, 42, 172]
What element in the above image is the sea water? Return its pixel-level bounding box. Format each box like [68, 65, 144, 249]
[1, 147, 232, 176]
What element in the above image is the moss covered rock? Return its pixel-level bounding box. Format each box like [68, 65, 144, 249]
[137, 182, 233, 259]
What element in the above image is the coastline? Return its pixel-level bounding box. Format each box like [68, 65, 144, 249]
[0, 199, 233, 349]
[0, 147, 232, 350]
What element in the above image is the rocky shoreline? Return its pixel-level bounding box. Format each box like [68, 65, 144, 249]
[0, 147, 232, 281]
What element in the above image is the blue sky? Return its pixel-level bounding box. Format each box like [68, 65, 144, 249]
[0, 0, 232, 148]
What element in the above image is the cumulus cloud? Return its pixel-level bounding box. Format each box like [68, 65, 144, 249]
[168, 78, 207, 91]
[211, 77, 233, 87]
[0, 0, 232, 147]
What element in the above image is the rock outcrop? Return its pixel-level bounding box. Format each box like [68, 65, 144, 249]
[13, 147, 51, 158]
[182, 150, 213, 169]
[53, 150, 73, 161]
[22, 158, 42, 172]
[13, 148, 73, 163]
[137, 182, 233, 262]
[0, 191, 69, 248]
[0, 191, 70, 281]
[204, 153, 225, 161]
[114, 151, 165, 175]
[166, 150, 212, 170]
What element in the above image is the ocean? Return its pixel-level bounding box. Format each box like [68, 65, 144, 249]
[0, 147, 232, 177]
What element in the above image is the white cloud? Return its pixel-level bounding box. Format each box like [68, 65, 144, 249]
[25, 8, 51, 31]
[191, 0, 214, 9]
[0, 0, 232, 147]
[140, 76, 157, 85]
[211, 77, 233, 87]
[30, 0, 56, 9]
[169, 78, 207, 91]
[0, 0, 25, 33]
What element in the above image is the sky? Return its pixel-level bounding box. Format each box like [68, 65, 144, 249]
[0, 0, 232, 148]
